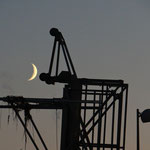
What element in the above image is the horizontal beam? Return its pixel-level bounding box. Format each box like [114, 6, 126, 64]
[79, 78, 127, 86]
[0, 105, 101, 110]
[0, 96, 102, 104]
[0, 104, 62, 109]
[79, 143, 123, 149]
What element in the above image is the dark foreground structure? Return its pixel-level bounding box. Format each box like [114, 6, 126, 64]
[0, 28, 128, 150]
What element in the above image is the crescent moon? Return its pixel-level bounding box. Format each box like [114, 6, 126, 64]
[28, 63, 38, 81]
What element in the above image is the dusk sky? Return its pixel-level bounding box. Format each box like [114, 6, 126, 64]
[1, 1, 150, 150]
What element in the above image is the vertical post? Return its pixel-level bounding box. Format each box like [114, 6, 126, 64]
[111, 96, 115, 150]
[60, 80, 82, 150]
[116, 88, 123, 150]
[103, 85, 107, 150]
[137, 109, 140, 150]
[97, 92, 102, 150]
[123, 86, 128, 150]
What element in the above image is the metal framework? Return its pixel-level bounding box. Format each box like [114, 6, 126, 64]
[0, 28, 128, 150]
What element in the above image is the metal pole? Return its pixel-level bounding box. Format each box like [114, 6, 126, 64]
[111, 96, 115, 150]
[12, 107, 39, 150]
[29, 115, 48, 150]
[123, 86, 128, 150]
[49, 38, 57, 75]
[137, 109, 140, 150]
[116, 87, 123, 150]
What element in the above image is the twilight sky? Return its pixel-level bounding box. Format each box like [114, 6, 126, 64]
[1, 1, 150, 150]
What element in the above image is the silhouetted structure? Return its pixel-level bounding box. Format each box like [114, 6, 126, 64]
[0, 28, 128, 150]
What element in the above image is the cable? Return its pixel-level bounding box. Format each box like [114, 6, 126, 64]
[56, 109, 58, 150]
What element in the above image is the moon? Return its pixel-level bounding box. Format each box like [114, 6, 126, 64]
[28, 63, 38, 81]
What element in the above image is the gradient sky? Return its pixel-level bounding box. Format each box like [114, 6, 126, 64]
[1, 1, 150, 150]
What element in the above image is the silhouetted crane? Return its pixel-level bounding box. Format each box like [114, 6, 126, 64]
[0, 28, 128, 150]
